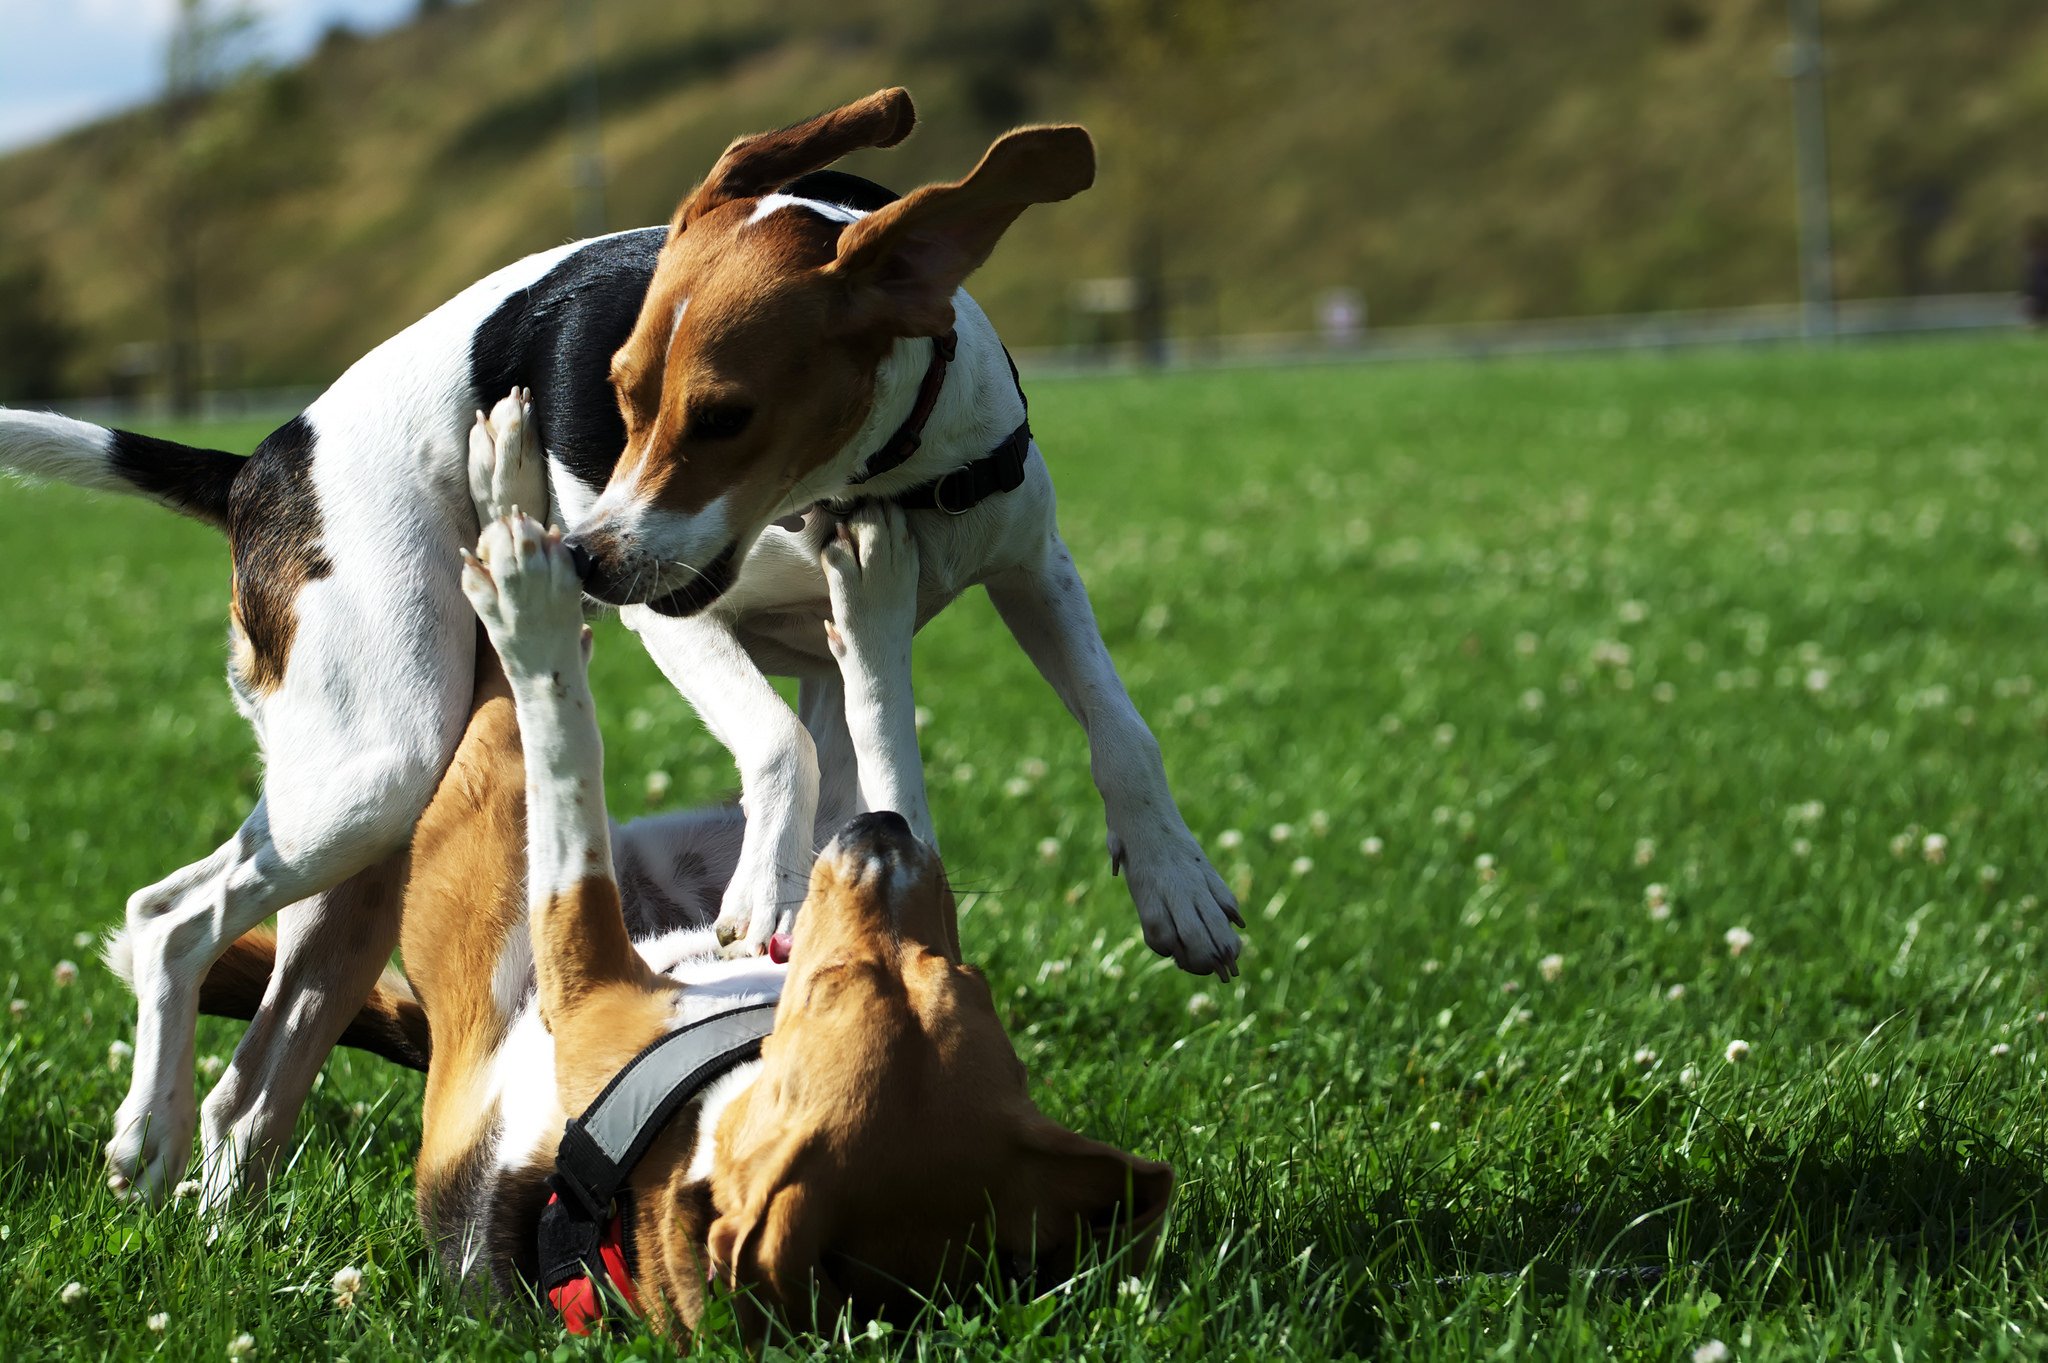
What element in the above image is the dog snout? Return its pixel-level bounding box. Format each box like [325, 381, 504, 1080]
[563, 538, 596, 586]
[560, 532, 632, 605]
[832, 810, 918, 862]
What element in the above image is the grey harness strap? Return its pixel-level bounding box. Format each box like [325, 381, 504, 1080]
[550, 1000, 778, 1220]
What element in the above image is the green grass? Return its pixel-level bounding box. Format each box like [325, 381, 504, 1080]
[4, 336, 2047, 1359]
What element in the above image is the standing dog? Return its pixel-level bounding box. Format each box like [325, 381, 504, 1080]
[0, 89, 1237, 1206]
[189, 451, 1172, 1336]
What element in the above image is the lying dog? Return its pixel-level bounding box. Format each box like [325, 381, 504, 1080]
[0, 88, 1237, 1207]
[185, 477, 1172, 1337]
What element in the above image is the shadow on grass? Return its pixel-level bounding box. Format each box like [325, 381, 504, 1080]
[1161, 1099, 2048, 1352]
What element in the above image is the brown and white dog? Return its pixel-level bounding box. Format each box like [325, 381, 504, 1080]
[0, 89, 1238, 1207]
[190, 463, 1172, 1337]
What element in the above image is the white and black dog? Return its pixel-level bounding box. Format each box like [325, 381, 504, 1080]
[0, 90, 1239, 1206]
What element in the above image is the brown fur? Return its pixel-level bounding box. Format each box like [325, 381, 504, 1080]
[195, 926, 430, 1073]
[225, 418, 331, 693]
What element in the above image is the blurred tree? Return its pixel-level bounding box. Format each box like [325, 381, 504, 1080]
[1073, 0, 1249, 364]
[155, 0, 332, 412]
[0, 240, 75, 402]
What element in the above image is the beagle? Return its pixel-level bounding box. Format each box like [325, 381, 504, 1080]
[186, 470, 1173, 1337]
[0, 89, 1238, 1208]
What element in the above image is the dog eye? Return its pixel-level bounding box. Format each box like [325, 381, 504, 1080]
[691, 404, 754, 440]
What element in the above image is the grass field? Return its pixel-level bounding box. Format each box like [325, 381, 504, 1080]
[2, 336, 2046, 1359]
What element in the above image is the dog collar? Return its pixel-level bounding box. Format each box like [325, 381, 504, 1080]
[539, 1001, 778, 1335]
[811, 337, 1031, 520]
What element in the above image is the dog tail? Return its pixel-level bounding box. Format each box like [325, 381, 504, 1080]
[0, 407, 244, 532]
[103, 924, 433, 1073]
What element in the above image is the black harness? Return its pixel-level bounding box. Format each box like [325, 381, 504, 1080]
[537, 1001, 779, 1325]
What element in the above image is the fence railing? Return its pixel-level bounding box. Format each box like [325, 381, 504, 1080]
[32, 292, 2031, 422]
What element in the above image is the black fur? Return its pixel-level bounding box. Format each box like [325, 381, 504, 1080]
[466, 173, 902, 497]
[106, 429, 246, 532]
[228, 415, 332, 688]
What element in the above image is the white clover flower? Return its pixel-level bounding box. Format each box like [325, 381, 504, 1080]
[1724, 926, 1754, 957]
[950, 763, 976, 785]
[1978, 865, 2001, 888]
[1651, 681, 1676, 704]
[1865, 1072, 1881, 1088]
[1501, 979, 1521, 996]
[1618, 599, 1648, 624]
[1692, 1339, 1730, 1363]
[1646, 883, 1669, 910]
[72, 931, 93, 950]
[1003, 777, 1032, 798]
[1633, 1047, 1658, 1068]
[1804, 668, 1831, 693]
[1308, 809, 1331, 836]
[1361, 835, 1385, 858]
[1433, 723, 1458, 747]
[1186, 993, 1216, 1018]
[1021, 757, 1049, 780]
[174, 1180, 201, 1201]
[913, 705, 932, 731]
[642, 769, 671, 803]
[1475, 853, 1497, 883]
[1990, 1042, 2012, 1059]
[147, 1312, 169, 1334]
[1429, 1119, 1443, 1132]
[1922, 833, 1948, 864]
[1037, 837, 1061, 863]
[1679, 1064, 1700, 1088]
[331, 1265, 363, 1309]
[1117, 1275, 1145, 1300]
[198, 1055, 224, 1079]
[1421, 958, 1441, 974]
[1100, 956, 1125, 981]
[1538, 953, 1564, 983]
[1289, 856, 1314, 877]
[1791, 838, 1812, 860]
[1520, 688, 1546, 713]
[1216, 828, 1244, 851]
[1790, 800, 1825, 825]
[1633, 838, 1656, 867]
[60, 1281, 85, 1306]
[107, 1040, 132, 1071]
[227, 1333, 257, 1360]
[1666, 983, 1686, 1002]
[1269, 822, 1294, 843]
[8, 999, 25, 1019]
[53, 960, 78, 987]
[1514, 631, 1539, 656]
[1724, 1038, 1751, 1063]
[1889, 832, 1914, 859]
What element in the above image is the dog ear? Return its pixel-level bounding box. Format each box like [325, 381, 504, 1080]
[825, 125, 1096, 338]
[673, 88, 916, 235]
[706, 1135, 846, 1336]
[999, 1115, 1173, 1272]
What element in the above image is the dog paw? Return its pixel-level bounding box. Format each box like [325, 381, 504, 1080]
[1115, 826, 1245, 980]
[467, 387, 546, 527]
[820, 502, 919, 647]
[105, 1087, 197, 1206]
[462, 511, 585, 680]
[713, 867, 801, 957]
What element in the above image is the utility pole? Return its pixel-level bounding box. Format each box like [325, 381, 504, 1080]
[1781, 0, 1835, 340]
[563, 0, 607, 238]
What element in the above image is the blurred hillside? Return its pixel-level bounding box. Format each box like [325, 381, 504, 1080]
[0, 0, 2042, 394]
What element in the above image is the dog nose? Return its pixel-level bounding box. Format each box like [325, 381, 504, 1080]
[562, 537, 596, 585]
[839, 810, 913, 852]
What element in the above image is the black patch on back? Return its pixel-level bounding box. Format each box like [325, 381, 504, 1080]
[469, 228, 668, 496]
[106, 429, 246, 531]
[227, 415, 331, 689]
[466, 173, 900, 500]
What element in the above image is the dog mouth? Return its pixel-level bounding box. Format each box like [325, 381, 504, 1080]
[642, 541, 740, 617]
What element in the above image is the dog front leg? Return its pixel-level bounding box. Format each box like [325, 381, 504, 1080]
[463, 513, 672, 1104]
[986, 535, 1243, 979]
[621, 605, 817, 957]
[819, 504, 933, 846]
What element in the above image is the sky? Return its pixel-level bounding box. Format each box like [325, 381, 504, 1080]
[0, 0, 418, 152]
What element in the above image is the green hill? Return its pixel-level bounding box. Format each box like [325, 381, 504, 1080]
[1, 0, 2043, 394]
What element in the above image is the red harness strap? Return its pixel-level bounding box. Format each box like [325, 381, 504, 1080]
[543, 1194, 639, 1336]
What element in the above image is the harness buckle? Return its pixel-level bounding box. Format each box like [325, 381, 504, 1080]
[930, 468, 974, 516]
